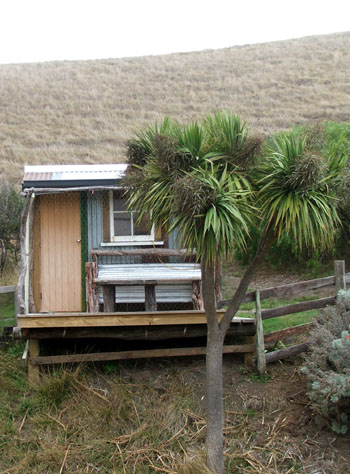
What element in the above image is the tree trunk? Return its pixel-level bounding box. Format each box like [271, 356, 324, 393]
[344, 236, 350, 269]
[206, 332, 225, 473]
[202, 261, 225, 474]
[202, 228, 277, 473]
[0, 241, 7, 275]
[214, 261, 222, 306]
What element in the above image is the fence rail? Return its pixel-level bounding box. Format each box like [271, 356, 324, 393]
[0, 285, 16, 295]
[252, 260, 348, 375]
[219, 274, 350, 308]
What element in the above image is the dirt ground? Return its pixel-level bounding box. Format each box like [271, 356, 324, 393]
[221, 356, 350, 474]
[218, 263, 349, 472]
[128, 352, 350, 473]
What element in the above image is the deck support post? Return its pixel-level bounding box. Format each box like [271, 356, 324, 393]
[102, 285, 115, 312]
[28, 339, 40, 385]
[145, 284, 157, 311]
[244, 335, 256, 369]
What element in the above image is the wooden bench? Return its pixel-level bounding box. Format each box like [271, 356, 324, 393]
[93, 263, 202, 311]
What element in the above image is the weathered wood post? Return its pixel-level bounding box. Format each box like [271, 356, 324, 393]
[28, 339, 40, 385]
[145, 284, 157, 311]
[334, 260, 346, 293]
[244, 335, 256, 369]
[192, 281, 203, 310]
[102, 285, 115, 312]
[85, 262, 99, 312]
[255, 290, 266, 376]
[16, 193, 32, 315]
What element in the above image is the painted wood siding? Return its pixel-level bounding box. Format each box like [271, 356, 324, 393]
[40, 193, 82, 312]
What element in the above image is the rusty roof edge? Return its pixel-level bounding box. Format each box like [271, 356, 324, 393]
[21, 185, 126, 195]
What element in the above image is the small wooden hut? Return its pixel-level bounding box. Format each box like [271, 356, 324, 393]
[16, 164, 255, 380]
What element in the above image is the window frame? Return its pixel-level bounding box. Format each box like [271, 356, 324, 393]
[109, 190, 156, 243]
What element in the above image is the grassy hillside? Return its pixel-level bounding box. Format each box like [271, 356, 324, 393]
[0, 31, 349, 183]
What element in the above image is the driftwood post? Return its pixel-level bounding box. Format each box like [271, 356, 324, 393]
[85, 262, 99, 312]
[334, 260, 346, 293]
[16, 194, 32, 315]
[192, 281, 203, 310]
[255, 290, 266, 376]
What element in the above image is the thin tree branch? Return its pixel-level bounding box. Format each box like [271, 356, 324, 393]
[219, 224, 277, 336]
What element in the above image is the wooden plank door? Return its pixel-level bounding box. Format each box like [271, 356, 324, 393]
[40, 193, 82, 312]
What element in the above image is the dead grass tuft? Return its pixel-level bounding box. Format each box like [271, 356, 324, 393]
[1, 347, 350, 473]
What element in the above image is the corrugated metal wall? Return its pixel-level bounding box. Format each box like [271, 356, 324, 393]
[86, 190, 142, 264]
[168, 221, 182, 263]
[86, 191, 103, 257]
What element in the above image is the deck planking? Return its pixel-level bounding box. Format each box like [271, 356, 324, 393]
[17, 310, 254, 329]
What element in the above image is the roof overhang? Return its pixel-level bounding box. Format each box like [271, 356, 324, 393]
[22, 164, 128, 190]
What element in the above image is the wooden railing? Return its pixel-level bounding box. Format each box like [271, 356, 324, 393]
[233, 260, 348, 375]
[0, 285, 16, 295]
[86, 249, 200, 312]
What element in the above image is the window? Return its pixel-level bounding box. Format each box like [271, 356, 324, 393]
[109, 190, 155, 242]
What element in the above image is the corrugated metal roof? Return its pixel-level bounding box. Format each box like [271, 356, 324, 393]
[24, 172, 53, 181]
[23, 164, 128, 188]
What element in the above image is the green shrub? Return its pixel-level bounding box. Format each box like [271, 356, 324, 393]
[0, 179, 24, 276]
[235, 121, 350, 270]
[301, 290, 350, 434]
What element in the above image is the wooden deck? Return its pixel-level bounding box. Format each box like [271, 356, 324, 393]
[18, 310, 256, 382]
[17, 310, 255, 329]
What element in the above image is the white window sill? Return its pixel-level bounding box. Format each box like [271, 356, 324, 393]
[100, 241, 164, 247]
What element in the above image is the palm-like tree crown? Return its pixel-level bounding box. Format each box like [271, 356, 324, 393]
[257, 133, 344, 250]
[125, 115, 344, 264]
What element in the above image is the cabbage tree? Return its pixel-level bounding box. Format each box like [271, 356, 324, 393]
[124, 114, 343, 473]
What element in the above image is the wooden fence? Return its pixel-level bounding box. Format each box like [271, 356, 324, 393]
[0, 285, 16, 295]
[231, 260, 348, 375]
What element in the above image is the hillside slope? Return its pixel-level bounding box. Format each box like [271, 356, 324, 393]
[0, 32, 349, 182]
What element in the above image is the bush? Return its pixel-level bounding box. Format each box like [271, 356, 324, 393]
[234, 222, 333, 270]
[0, 180, 23, 276]
[301, 290, 350, 434]
[235, 121, 350, 270]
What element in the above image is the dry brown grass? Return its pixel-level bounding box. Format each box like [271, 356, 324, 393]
[0, 32, 349, 183]
[1, 346, 350, 473]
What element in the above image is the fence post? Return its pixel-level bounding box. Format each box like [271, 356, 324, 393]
[334, 260, 346, 293]
[255, 290, 266, 376]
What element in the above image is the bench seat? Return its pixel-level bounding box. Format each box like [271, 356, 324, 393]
[95, 263, 201, 304]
